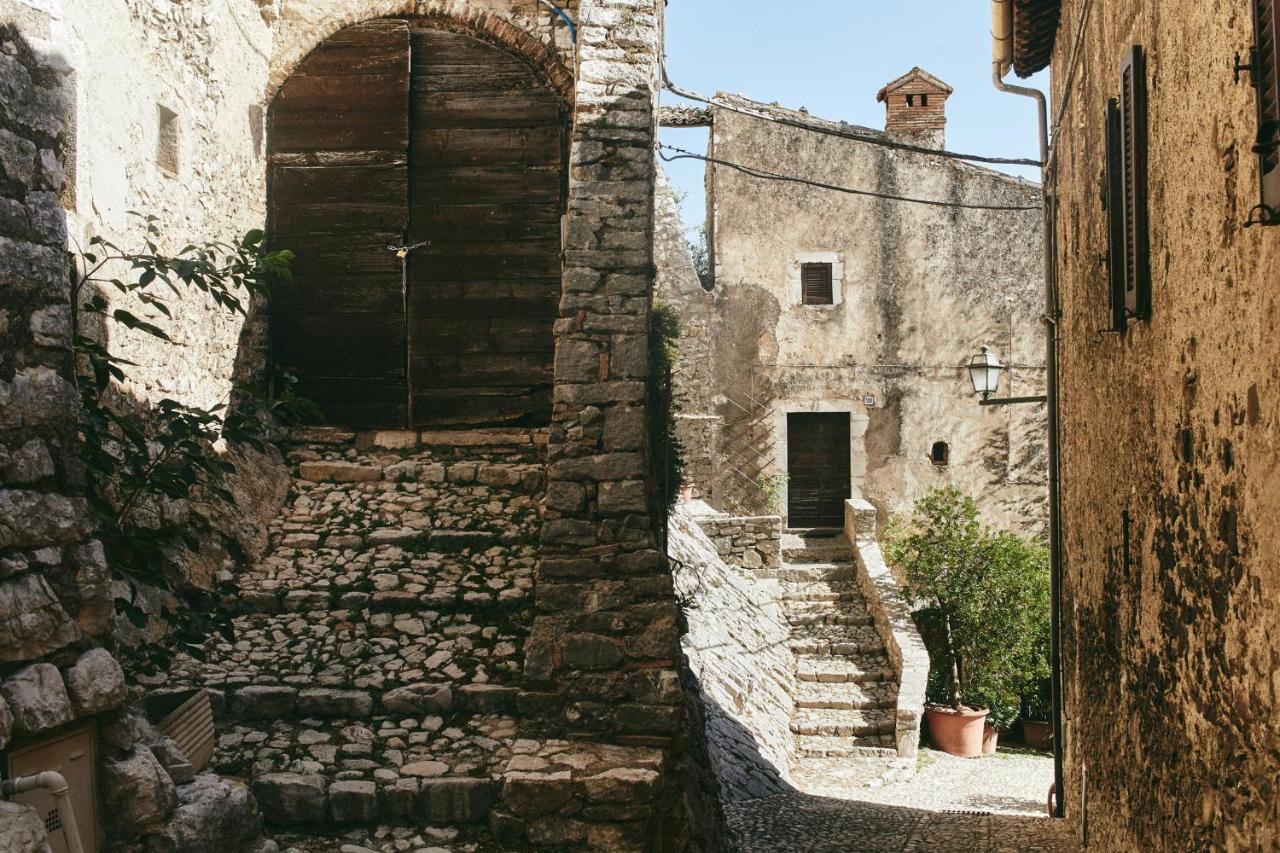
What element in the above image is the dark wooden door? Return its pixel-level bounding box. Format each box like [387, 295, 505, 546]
[406, 28, 566, 427]
[787, 413, 851, 528]
[269, 19, 412, 427]
[268, 21, 565, 429]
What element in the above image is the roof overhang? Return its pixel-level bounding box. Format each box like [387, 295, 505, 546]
[1012, 0, 1061, 77]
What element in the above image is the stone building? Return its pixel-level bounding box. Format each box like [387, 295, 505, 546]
[1011, 0, 1280, 848]
[658, 72, 1049, 536]
[0, 1, 724, 851]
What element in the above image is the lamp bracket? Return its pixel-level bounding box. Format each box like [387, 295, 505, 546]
[979, 395, 1048, 407]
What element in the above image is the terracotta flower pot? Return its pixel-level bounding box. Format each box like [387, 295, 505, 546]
[1022, 719, 1053, 751]
[981, 723, 999, 755]
[679, 483, 695, 503]
[924, 705, 990, 757]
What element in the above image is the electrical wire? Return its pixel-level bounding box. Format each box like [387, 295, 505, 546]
[538, 0, 577, 43]
[1045, 0, 1095, 169]
[661, 63, 1044, 169]
[657, 144, 1043, 212]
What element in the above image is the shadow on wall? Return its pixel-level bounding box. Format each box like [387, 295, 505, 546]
[682, 666, 796, 806]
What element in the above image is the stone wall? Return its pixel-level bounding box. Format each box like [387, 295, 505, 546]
[1, 1, 727, 848]
[658, 93, 1048, 537]
[1048, 0, 1280, 847]
[668, 507, 794, 803]
[692, 512, 782, 577]
[843, 499, 927, 760]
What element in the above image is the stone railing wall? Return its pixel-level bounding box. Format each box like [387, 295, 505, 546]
[668, 507, 794, 802]
[844, 498, 928, 761]
[693, 512, 783, 577]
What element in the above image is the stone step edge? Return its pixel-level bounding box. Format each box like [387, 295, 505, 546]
[795, 739, 898, 757]
[165, 683, 520, 722]
[292, 459, 546, 488]
[233, 586, 531, 615]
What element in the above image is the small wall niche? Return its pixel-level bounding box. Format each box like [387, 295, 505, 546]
[156, 104, 180, 175]
[930, 441, 950, 466]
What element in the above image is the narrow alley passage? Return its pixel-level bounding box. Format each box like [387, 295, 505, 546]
[729, 742, 1074, 852]
[727, 794, 1076, 853]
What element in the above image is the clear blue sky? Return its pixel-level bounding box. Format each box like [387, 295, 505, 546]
[659, 1, 1050, 237]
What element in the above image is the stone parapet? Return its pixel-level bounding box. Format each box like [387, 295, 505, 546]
[843, 498, 928, 762]
[668, 507, 793, 802]
[691, 511, 782, 577]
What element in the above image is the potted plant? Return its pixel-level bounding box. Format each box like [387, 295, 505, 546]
[1020, 687, 1054, 751]
[886, 488, 1050, 758]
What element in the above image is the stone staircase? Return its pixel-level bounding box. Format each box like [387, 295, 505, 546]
[156, 427, 545, 836]
[147, 426, 700, 849]
[780, 530, 899, 760]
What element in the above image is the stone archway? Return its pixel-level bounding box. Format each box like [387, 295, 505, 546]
[266, 16, 570, 428]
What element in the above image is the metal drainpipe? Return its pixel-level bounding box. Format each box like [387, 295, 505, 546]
[991, 62, 1065, 820]
[3, 771, 88, 853]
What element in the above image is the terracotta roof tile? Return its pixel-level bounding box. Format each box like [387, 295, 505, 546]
[1013, 0, 1061, 77]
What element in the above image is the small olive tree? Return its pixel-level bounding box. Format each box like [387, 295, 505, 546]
[885, 487, 1049, 727]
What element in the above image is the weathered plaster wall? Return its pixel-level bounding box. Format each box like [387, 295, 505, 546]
[23, 0, 274, 409]
[1049, 1, 1280, 848]
[660, 95, 1048, 537]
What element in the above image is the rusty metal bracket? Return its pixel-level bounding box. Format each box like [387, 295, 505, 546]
[1244, 203, 1280, 228]
[1235, 50, 1258, 86]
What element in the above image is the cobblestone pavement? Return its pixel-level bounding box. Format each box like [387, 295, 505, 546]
[727, 747, 1080, 852]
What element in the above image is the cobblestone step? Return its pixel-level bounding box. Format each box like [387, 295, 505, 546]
[794, 681, 896, 711]
[795, 654, 894, 684]
[794, 733, 897, 756]
[235, 540, 536, 615]
[780, 579, 868, 602]
[776, 563, 857, 582]
[790, 708, 896, 738]
[780, 532, 851, 560]
[785, 607, 875, 628]
[788, 623, 883, 652]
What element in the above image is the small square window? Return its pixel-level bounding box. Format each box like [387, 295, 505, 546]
[801, 263, 833, 306]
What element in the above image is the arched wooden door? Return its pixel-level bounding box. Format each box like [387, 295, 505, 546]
[268, 19, 567, 428]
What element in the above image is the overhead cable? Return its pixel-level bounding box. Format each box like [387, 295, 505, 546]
[657, 144, 1043, 212]
[660, 64, 1044, 169]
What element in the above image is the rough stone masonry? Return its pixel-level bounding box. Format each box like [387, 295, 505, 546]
[0, 1, 725, 851]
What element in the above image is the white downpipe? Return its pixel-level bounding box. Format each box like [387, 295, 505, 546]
[992, 0, 1015, 79]
[3, 771, 87, 853]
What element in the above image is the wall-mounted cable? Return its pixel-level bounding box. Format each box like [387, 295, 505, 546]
[660, 62, 1044, 169]
[657, 144, 1043, 212]
[539, 0, 577, 43]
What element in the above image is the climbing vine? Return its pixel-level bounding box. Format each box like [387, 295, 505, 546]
[648, 302, 685, 521]
[72, 213, 308, 670]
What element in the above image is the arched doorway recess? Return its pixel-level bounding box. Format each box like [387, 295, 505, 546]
[268, 18, 569, 428]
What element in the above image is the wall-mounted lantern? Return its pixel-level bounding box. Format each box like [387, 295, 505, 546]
[968, 346, 1047, 407]
[968, 346, 1004, 400]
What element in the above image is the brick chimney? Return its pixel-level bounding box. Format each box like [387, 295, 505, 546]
[876, 67, 953, 149]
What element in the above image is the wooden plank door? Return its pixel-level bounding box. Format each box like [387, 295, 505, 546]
[405, 27, 566, 428]
[787, 412, 851, 528]
[268, 19, 411, 427]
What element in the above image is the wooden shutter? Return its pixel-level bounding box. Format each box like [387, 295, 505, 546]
[268, 20, 411, 427]
[801, 263, 834, 305]
[1104, 98, 1128, 331]
[1253, 0, 1280, 209]
[406, 28, 566, 427]
[1118, 46, 1150, 321]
